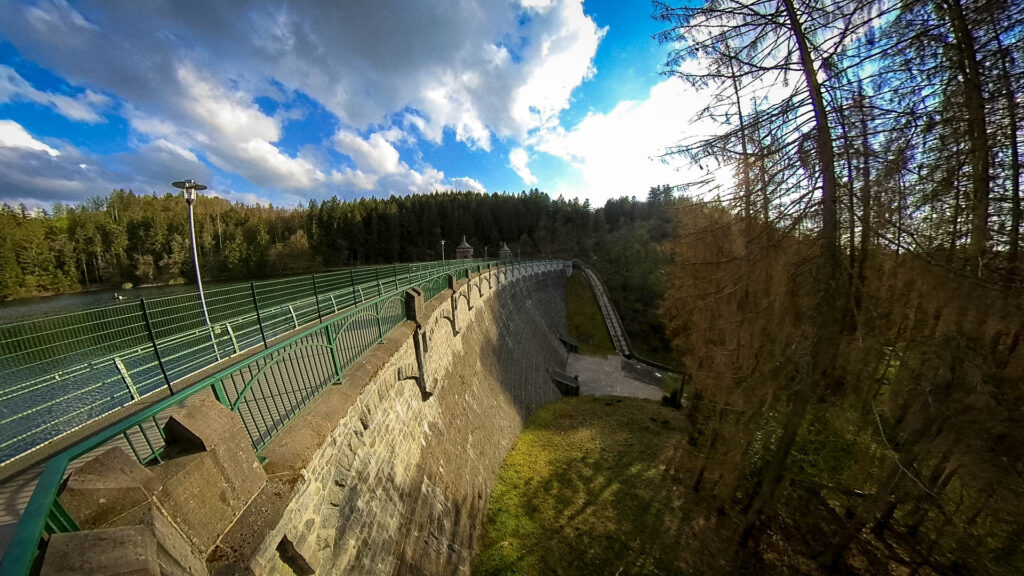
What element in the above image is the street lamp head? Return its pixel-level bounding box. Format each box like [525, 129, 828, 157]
[172, 179, 207, 205]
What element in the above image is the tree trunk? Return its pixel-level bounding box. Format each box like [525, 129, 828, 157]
[844, 116, 857, 280]
[81, 256, 90, 289]
[944, 0, 990, 266]
[897, 172, 905, 254]
[693, 406, 723, 493]
[728, 47, 753, 229]
[993, 28, 1021, 268]
[819, 463, 901, 568]
[856, 88, 871, 311]
[739, 0, 842, 545]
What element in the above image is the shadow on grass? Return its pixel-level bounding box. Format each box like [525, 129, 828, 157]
[473, 396, 701, 575]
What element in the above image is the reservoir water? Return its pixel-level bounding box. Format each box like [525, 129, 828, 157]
[0, 283, 208, 325]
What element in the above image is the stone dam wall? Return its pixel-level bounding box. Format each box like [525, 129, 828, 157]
[240, 265, 569, 575]
[32, 263, 561, 576]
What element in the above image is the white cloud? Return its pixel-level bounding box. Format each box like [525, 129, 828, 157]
[509, 147, 537, 186]
[0, 65, 109, 123]
[0, 123, 116, 204]
[0, 0, 610, 203]
[125, 65, 325, 191]
[532, 79, 716, 205]
[330, 129, 450, 195]
[448, 176, 487, 193]
[334, 130, 402, 176]
[329, 168, 377, 191]
[0, 0, 606, 145]
[0, 120, 60, 156]
[508, 1, 605, 138]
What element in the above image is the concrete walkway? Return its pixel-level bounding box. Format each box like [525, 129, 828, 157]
[567, 353, 664, 401]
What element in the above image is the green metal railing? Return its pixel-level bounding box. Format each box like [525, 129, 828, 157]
[0, 258, 561, 576]
[0, 259, 499, 467]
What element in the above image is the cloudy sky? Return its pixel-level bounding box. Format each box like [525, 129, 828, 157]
[0, 0, 707, 209]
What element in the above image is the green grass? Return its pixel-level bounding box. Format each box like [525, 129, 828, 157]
[565, 272, 616, 356]
[473, 396, 694, 575]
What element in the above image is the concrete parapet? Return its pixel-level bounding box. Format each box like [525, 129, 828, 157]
[109, 502, 207, 575]
[41, 262, 567, 576]
[59, 446, 161, 530]
[404, 287, 426, 327]
[237, 263, 569, 575]
[41, 526, 160, 576]
[155, 396, 267, 554]
[163, 395, 244, 452]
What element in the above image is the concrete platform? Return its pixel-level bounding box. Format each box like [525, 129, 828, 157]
[566, 353, 664, 401]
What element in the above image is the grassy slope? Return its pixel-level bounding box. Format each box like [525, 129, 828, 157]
[473, 396, 693, 575]
[565, 271, 616, 356]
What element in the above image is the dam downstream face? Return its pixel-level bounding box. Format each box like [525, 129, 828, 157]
[28, 266, 571, 576]
[241, 268, 570, 575]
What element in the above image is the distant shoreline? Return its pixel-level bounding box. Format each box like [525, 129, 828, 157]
[0, 279, 188, 304]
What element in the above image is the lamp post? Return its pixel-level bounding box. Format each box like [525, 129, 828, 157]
[172, 180, 216, 358]
[441, 239, 446, 265]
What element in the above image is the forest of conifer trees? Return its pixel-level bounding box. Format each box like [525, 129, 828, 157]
[0, 188, 592, 299]
[650, 0, 1023, 572]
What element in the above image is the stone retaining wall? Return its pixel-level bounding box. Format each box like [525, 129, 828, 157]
[240, 265, 568, 575]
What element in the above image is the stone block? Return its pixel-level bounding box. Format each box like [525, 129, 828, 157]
[163, 395, 240, 452]
[404, 288, 426, 326]
[109, 502, 208, 576]
[59, 446, 161, 529]
[41, 526, 159, 576]
[155, 397, 266, 553]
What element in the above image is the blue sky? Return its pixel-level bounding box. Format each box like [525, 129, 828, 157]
[0, 0, 704, 209]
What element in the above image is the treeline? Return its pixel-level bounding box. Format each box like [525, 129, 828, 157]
[0, 189, 671, 316]
[653, 0, 1023, 574]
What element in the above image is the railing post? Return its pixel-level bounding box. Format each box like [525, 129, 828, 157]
[251, 281, 268, 348]
[326, 323, 343, 381]
[312, 273, 323, 322]
[46, 499, 79, 533]
[140, 298, 172, 392]
[225, 322, 240, 354]
[350, 269, 357, 305]
[212, 380, 230, 407]
[375, 301, 385, 343]
[114, 357, 140, 401]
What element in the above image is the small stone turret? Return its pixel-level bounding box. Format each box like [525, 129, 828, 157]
[456, 236, 473, 259]
[498, 241, 512, 260]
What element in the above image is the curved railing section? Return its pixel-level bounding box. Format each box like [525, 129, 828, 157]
[0, 258, 564, 576]
[0, 259, 494, 469]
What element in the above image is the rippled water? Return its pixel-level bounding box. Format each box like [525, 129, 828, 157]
[0, 283, 213, 325]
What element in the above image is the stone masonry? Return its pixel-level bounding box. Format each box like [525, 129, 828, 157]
[227, 263, 568, 575]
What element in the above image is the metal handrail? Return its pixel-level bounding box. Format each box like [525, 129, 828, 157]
[0, 258, 498, 468]
[0, 258, 557, 576]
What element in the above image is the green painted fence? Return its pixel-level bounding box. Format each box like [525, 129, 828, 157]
[0, 259, 496, 467]
[0, 258, 559, 576]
